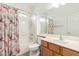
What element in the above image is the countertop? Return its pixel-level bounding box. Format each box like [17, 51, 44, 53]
[40, 34, 79, 52]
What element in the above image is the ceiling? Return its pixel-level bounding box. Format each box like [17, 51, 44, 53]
[5, 3, 79, 18]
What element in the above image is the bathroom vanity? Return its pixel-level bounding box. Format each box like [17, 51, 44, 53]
[40, 34, 79, 56]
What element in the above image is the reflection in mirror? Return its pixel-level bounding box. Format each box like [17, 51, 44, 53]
[40, 17, 48, 34]
[47, 3, 79, 37]
[39, 4, 79, 37]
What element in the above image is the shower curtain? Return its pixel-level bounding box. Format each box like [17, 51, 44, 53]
[0, 4, 20, 56]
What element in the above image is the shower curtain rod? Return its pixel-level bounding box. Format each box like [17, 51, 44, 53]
[0, 3, 30, 15]
[0, 3, 42, 16]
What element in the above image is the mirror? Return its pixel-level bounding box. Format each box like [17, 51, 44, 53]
[47, 3, 79, 37]
[40, 17, 48, 34]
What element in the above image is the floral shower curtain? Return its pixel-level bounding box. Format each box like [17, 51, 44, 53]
[0, 4, 20, 56]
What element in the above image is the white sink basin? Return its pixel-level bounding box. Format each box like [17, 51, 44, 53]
[53, 39, 68, 44]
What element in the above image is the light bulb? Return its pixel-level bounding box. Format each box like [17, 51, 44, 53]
[49, 2, 66, 8]
[54, 4, 59, 8]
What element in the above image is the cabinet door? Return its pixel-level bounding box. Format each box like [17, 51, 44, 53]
[48, 43, 60, 53]
[40, 46, 43, 56]
[41, 40, 48, 48]
[63, 48, 79, 56]
[41, 46, 53, 56]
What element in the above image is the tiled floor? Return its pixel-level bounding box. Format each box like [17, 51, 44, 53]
[18, 51, 30, 56]
[18, 50, 40, 56]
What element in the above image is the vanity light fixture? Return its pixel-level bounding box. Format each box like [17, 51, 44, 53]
[50, 2, 66, 8]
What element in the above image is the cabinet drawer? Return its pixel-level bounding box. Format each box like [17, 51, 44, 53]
[41, 40, 48, 48]
[48, 43, 60, 53]
[63, 48, 79, 56]
[54, 52, 61, 56]
[41, 46, 53, 56]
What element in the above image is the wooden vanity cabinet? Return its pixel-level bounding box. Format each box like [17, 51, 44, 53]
[40, 39, 79, 56]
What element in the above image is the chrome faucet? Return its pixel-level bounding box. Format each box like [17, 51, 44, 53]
[59, 35, 63, 41]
